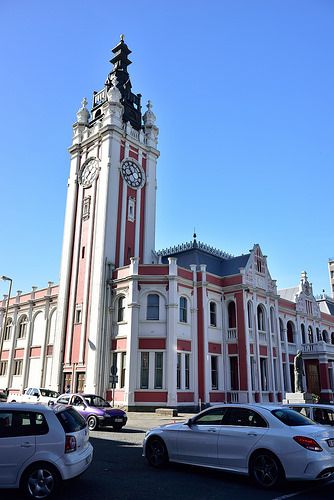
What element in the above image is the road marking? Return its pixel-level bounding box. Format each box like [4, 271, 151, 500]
[272, 478, 334, 500]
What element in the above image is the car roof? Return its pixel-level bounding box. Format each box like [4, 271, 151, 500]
[284, 403, 334, 409]
[2, 402, 57, 412]
[200, 403, 284, 412]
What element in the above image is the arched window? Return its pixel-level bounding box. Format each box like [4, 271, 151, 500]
[17, 315, 28, 339]
[117, 296, 125, 322]
[209, 301, 217, 327]
[308, 325, 314, 344]
[247, 301, 253, 329]
[279, 318, 284, 342]
[331, 332, 334, 345]
[257, 304, 266, 332]
[287, 321, 295, 343]
[270, 307, 276, 333]
[228, 301, 236, 328]
[179, 297, 188, 323]
[301, 323, 306, 344]
[322, 330, 329, 343]
[146, 294, 159, 320]
[4, 318, 12, 341]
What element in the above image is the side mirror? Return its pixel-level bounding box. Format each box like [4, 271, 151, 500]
[186, 418, 193, 427]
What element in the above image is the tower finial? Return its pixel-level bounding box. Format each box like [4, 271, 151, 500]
[120, 34, 125, 42]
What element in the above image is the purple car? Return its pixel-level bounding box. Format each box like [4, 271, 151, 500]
[57, 393, 127, 431]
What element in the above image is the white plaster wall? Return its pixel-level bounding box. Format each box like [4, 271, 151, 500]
[31, 312, 45, 346]
[27, 358, 42, 387]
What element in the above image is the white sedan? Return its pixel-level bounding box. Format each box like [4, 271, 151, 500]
[143, 404, 334, 488]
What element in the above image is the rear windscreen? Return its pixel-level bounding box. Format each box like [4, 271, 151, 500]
[56, 408, 87, 432]
[272, 408, 315, 426]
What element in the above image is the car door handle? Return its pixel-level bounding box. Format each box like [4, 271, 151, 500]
[21, 442, 33, 448]
[208, 428, 217, 432]
[247, 432, 258, 437]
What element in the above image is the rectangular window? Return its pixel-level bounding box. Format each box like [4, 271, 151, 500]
[147, 294, 159, 320]
[0, 361, 7, 376]
[121, 352, 126, 388]
[250, 357, 256, 391]
[75, 306, 82, 324]
[154, 352, 163, 389]
[82, 196, 91, 220]
[185, 354, 190, 389]
[14, 360, 23, 376]
[211, 356, 218, 390]
[140, 352, 149, 389]
[230, 357, 239, 390]
[177, 353, 181, 390]
[260, 358, 268, 391]
[128, 197, 135, 222]
[179, 297, 187, 323]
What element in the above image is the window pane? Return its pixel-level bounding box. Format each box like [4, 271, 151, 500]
[147, 294, 159, 320]
[177, 353, 181, 390]
[210, 302, 217, 327]
[194, 407, 227, 425]
[185, 354, 190, 389]
[154, 352, 163, 389]
[179, 297, 187, 323]
[211, 356, 218, 390]
[140, 352, 149, 389]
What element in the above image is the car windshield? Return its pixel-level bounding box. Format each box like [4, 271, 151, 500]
[84, 396, 110, 408]
[40, 389, 60, 398]
[271, 408, 315, 426]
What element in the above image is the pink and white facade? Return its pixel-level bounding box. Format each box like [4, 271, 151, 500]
[2, 38, 334, 409]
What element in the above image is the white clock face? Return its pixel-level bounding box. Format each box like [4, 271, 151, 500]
[121, 160, 145, 189]
[80, 158, 99, 187]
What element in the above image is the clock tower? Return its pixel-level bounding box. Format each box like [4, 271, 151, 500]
[52, 36, 159, 394]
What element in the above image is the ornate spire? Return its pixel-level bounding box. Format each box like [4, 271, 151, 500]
[143, 100, 156, 127]
[105, 35, 142, 130]
[76, 97, 90, 125]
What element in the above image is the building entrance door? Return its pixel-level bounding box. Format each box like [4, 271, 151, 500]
[306, 361, 320, 395]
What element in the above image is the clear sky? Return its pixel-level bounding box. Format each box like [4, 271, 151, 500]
[0, 0, 333, 298]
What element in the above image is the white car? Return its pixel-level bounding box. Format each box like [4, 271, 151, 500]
[7, 387, 60, 405]
[0, 402, 93, 498]
[143, 404, 334, 488]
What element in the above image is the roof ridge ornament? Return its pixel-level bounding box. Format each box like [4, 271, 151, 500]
[76, 97, 90, 125]
[143, 100, 156, 126]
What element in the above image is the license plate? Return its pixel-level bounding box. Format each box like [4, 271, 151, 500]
[327, 439, 334, 447]
[114, 418, 123, 422]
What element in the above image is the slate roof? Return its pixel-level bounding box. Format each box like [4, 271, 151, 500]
[318, 298, 334, 316]
[278, 287, 299, 302]
[158, 241, 250, 277]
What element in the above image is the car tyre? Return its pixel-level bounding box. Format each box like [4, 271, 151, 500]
[146, 437, 169, 468]
[250, 451, 284, 489]
[21, 462, 60, 499]
[87, 415, 98, 431]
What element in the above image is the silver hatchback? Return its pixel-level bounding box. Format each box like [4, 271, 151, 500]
[0, 402, 93, 498]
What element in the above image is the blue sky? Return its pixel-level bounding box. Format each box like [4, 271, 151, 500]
[0, 0, 333, 298]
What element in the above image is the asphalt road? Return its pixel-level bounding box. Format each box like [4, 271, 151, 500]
[3, 412, 334, 499]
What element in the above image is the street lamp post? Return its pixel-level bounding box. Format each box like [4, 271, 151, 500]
[0, 276, 13, 365]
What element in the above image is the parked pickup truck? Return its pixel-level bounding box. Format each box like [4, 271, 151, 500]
[7, 387, 60, 405]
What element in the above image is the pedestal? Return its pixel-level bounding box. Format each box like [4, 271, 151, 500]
[283, 392, 314, 404]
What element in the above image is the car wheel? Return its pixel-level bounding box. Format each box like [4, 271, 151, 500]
[87, 415, 98, 431]
[146, 437, 169, 468]
[250, 451, 284, 488]
[112, 424, 123, 431]
[21, 462, 59, 499]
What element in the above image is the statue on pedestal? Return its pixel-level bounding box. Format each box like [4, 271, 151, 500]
[294, 350, 305, 393]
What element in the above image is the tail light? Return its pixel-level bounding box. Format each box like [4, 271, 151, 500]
[65, 435, 77, 453]
[293, 435, 323, 452]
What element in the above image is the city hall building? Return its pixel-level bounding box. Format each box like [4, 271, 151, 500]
[1, 38, 334, 409]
